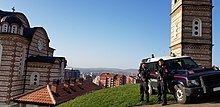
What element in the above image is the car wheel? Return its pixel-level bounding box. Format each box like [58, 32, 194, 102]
[174, 84, 190, 104]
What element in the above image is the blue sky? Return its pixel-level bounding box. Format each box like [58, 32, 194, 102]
[1, 0, 220, 69]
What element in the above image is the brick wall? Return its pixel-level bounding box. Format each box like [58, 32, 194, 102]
[170, 0, 213, 67]
[0, 35, 29, 103]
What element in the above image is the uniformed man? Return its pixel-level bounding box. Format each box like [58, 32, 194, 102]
[138, 63, 150, 103]
[156, 59, 169, 106]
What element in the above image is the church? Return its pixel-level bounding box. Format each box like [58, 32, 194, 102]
[0, 9, 67, 106]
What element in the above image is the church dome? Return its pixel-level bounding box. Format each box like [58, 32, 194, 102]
[1, 15, 23, 26]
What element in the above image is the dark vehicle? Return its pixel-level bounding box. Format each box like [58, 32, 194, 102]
[141, 56, 220, 104]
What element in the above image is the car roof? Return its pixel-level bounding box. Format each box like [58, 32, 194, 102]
[142, 56, 191, 63]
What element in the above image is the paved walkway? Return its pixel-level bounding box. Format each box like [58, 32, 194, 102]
[137, 92, 220, 107]
[139, 103, 220, 107]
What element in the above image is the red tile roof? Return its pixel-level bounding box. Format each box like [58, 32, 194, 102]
[12, 80, 101, 105]
[100, 73, 115, 76]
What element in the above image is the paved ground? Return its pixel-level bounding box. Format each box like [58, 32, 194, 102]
[139, 103, 220, 107]
[138, 93, 220, 107]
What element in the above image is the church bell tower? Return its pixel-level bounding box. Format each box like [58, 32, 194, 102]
[170, 0, 213, 67]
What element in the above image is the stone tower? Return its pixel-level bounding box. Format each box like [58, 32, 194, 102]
[170, 0, 213, 67]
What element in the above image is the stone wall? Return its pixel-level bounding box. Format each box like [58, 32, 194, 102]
[181, 1, 212, 67]
[0, 35, 28, 103]
[25, 61, 62, 92]
[170, 0, 213, 67]
[29, 28, 49, 57]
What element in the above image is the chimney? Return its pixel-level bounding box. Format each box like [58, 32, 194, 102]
[64, 79, 71, 88]
[70, 78, 76, 86]
[78, 78, 84, 85]
[51, 79, 60, 94]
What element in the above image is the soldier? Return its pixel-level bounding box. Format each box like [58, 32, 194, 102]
[138, 63, 150, 103]
[156, 59, 169, 106]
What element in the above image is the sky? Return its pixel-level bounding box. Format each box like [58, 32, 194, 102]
[0, 0, 220, 69]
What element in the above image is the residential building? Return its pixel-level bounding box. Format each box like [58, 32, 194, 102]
[93, 75, 100, 85]
[126, 76, 137, 84]
[64, 69, 80, 80]
[98, 73, 135, 88]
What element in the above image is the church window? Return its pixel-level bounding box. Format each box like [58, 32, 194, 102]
[20, 27, 23, 35]
[18, 47, 26, 76]
[195, 26, 198, 30]
[2, 24, 8, 32]
[195, 21, 198, 25]
[0, 44, 3, 66]
[30, 72, 40, 86]
[194, 31, 198, 35]
[192, 19, 202, 36]
[174, 0, 177, 3]
[11, 25, 18, 34]
[175, 23, 178, 38]
[173, 0, 179, 4]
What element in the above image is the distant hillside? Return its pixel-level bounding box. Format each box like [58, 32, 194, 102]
[56, 84, 174, 107]
[74, 68, 138, 75]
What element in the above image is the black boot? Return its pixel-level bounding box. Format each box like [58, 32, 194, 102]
[146, 96, 149, 103]
[140, 97, 144, 102]
[146, 100, 149, 103]
[158, 99, 162, 104]
[162, 103, 167, 106]
[146, 100, 149, 105]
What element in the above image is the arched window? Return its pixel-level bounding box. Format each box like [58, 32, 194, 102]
[30, 72, 40, 86]
[18, 47, 26, 76]
[192, 18, 202, 36]
[11, 25, 18, 34]
[2, 24, 8, 32]
[0, 44, 3, 66]
[20, 27, 23, 35]
[174, 0, 178, 3]
[173, 0, 179, 4]
[60, 61, 65, 82]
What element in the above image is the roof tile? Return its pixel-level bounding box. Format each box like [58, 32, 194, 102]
[13, 80, 101, 105]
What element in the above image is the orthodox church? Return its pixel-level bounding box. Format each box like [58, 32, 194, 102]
[0, 9, 67, 106]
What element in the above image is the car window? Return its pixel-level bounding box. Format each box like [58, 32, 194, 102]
[181, 58, 198, 69]
[165, 60, 182, 70]
[146, 62, 157, 74]
[165, 58, 198, 70]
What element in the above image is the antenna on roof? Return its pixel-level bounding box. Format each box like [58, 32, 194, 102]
[12, 7, 15, 13]
[151, 54, 155, 58]
[171, 52, 176, 57]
